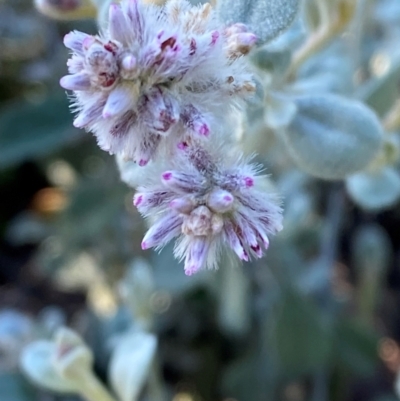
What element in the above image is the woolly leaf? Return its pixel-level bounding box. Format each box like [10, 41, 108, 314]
[346, 167, 400, 211]
[0, 95, 80, 168]
[109, 330, 157, 401]
[352, 225, 392, 322]
[283, 94, 383, 180]
[264, 93, 297, 129]
[334, 319, 379, 376]
[217, 0, 300, 43]
[20, 341, 77, 394]
[274, 291, 332, 373]
[0, 373, 35, 401]
[358, 57, 400, 117]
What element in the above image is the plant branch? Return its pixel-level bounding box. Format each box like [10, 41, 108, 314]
[286, 1, 357, 79]
[383, 99, 400, 133]
[78, 369, 119, 401]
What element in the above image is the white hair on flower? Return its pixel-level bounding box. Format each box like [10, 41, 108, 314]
[60, 0, 257, 165]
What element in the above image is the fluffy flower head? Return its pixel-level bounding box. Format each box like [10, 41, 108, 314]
[60, 0, 257, 165]
[134, 141, 283, 275]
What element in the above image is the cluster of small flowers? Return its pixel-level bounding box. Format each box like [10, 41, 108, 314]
[61, 0, 283, 274]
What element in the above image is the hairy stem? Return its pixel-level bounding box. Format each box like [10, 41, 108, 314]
[78, 369, 118, 401]
[287, 0, 357, 79]
[383, 99, 400, 133]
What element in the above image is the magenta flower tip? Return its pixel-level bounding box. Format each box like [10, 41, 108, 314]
[244, 177, 254, 188]
[138, 159, 149, 167]
[162, 172, 173, 181]
[141, 241, 149, 250]
[211, 31, 219, 45]
[185, 266, 198, 276]
[133, 194, 143, 207]
[177, 142, 188, 150]
[199, 124, 210, 136]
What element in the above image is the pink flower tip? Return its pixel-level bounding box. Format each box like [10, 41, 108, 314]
[59, 76, 68, 89]
[138, 159, 149, 167]
[177, 142, 188, 150]
[73, 119, 83, 128]
[169, 199, 178, 208]
[185, 266, 199, 276]
[198, 124, 210, 136]
[241, 251, 249, 262]
[162, 172, 173, 181]
[243, 33, 258, 46]
[223, 195, 233, 202]
[141, 241, 149, 250]
[244, 177, 254, 188]
[63, 33, 72, 45]
[251, 244, 262, 257]
[211, 31, 219, 45]
[133, 194, 143, 207]
[82, 36, 95, 50]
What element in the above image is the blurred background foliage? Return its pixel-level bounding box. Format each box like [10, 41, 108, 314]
[1, 1, 400, 401]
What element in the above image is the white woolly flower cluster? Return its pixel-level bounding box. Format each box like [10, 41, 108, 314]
[134, 141, 283, 275]
[61, 0, 256, 164]
[60, 0, 283, 274]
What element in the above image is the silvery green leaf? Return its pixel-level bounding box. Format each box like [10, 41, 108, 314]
[358, 57, 400, 117]
[375, 0, 400, 26]
[251, 48, 291, 75]
[0, 95, 79, 169]
[264, 93, 297, 129]
[302, 0, 320, 31]
[217, 259, 250, 337]
[241, 107, 275, 156]
[352, 225, 392, 321]
[109, 330, 157, 401]
[5, 212, 49, 246]
[217, 0, 300, 43]
[353, 225, 391, 276]
[346, 167, 400, 211]
[119, 258, 155, 329]
[264, 19, 305, 52]
[274, 290, 332, 373]
[0, 373, 35, 401]
[292, 43, 353, 94]
[281, 191, 314, 238]
[283, 94, 383, 180]
[20, 341, 77, 393]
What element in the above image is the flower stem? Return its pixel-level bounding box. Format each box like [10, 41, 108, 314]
[286, 0, 357, 79]
[383, 99, 400, 133]
[77, 369, 118, 401]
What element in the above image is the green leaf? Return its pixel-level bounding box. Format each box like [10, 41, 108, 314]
[334, 319, 379, 376]
[346, 166, 400, 211]
[358, 57, 400, 117]
[273, 291, 332, 373]
[59, 178, 126, 244]
[283, 94, 383, 180]
[0, 373, 36, 401]
[217, 0, 300, 44]
[0, 94, 80, 168]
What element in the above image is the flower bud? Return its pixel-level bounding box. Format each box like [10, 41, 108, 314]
[52, 327, 93, 381]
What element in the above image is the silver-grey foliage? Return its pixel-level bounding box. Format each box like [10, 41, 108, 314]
[283, 94, 383, 180]
[217, 0, 300, 43]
